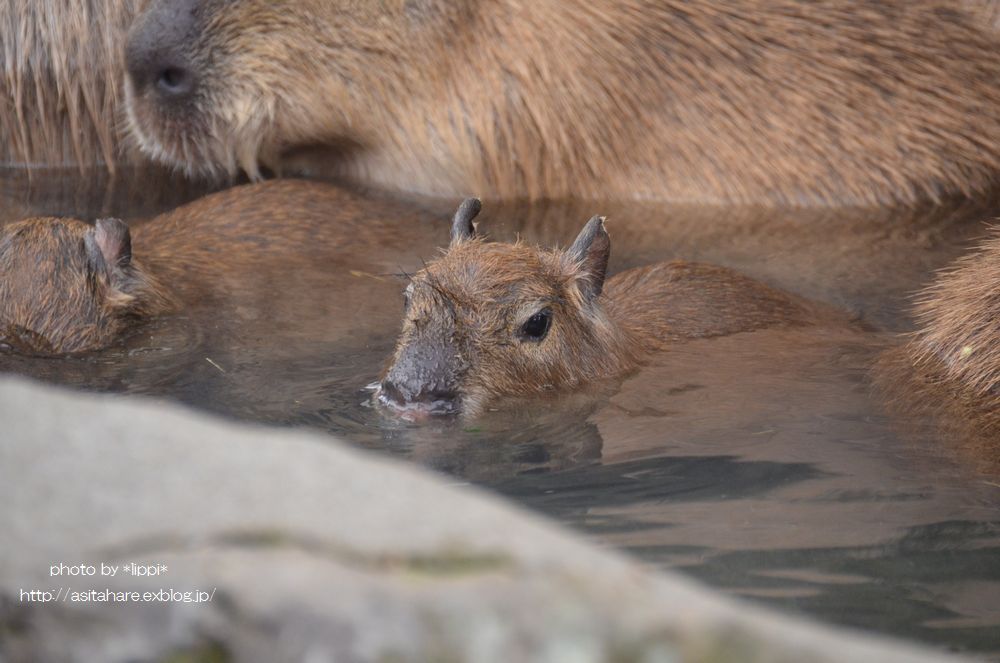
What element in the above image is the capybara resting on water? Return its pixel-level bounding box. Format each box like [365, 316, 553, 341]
[123, 0, 1000, 205]
[377, 199, 833, 417]
[876, 232, 1000, 465]
[0, 179, 415, 355]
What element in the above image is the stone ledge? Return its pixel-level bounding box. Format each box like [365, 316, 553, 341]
[0, 377, 964, 662]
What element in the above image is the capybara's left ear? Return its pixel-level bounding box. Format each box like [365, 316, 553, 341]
[85, 218, 132, 273]
[94, 218, 132, 268]
[450, 197, 482, 245]
[568, 215, 610, 301]
[85, 218, 136, 307]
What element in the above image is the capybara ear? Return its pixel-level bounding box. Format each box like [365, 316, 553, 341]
[450, 197, 482, 245]
[85, 218, 136, 308]
[94, 218, 132, 268]
[568, 215, 610, 302]
[85, 218, 132, 274]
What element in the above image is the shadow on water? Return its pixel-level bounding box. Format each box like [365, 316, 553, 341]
[3, 169, 1000, 658]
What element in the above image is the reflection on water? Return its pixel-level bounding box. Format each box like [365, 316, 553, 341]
[2, 170, 999, 658]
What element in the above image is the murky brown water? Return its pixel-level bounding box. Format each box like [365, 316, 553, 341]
[3, 169, 999, 658]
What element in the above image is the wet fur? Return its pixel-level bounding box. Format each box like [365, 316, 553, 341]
[127, 0, 1000, 204]
[0, 0, 141, 169]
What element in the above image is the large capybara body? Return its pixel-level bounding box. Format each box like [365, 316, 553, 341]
[377, 200, 835, 417]
[0, 179, 420, 354]
[122, 0, 1000, 205]
[876, 231, 1000, 466]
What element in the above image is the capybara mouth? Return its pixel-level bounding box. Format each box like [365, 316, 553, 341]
[373, 386, 461, 422]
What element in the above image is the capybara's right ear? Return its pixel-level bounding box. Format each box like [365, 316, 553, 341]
[450, 197, 482, 245]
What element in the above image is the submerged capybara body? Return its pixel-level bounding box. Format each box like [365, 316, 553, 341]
[0, 0, 141, 169]
[0, 179, 417, 354]
[377, 199, 830, 417]
[876, 232, 1000, 465]
[124, 0, 1000, 205]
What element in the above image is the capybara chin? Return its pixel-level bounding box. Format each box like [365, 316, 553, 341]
[377, 199, 826, 418]
[0, 179, 412, 355]
[876, 230, 1000, 466]
[126, 0, 1000, 205]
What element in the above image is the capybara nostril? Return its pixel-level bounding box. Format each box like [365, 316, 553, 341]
[125, 0, 200, 103]
[154, 65, 195, 99]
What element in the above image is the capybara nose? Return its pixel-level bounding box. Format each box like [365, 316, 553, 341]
[125, 0, 200, 103]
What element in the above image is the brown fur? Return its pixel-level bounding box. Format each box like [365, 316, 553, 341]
[379, 204, 824, 416]
[0, 179, 414, 354]
[0, 0, 141, 169]
[126, 0, 1000, 205]
[876, 230, 1000, 466]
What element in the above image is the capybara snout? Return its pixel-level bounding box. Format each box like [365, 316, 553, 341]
[125, 0, 202, 108]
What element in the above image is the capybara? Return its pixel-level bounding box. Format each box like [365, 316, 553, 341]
[124, 0, 1000, 205]
[0, 0, 141, 170]
[0, 179, 418, 355]
[876, 231, 1000, 466]
[377, 199, 831, 417]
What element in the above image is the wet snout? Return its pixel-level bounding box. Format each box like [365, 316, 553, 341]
[125, 0, 201, 106]
[378, 334, 464, 416]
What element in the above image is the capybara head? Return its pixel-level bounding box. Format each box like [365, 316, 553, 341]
[121, 0, 1000, 204]
[0, 217, 169, 355]
[378, 199, 634, 417]
[124, 0, 431, 179]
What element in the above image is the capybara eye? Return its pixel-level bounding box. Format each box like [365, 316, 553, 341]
[519, 308, 552, 341]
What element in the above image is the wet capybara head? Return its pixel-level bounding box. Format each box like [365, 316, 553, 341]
[124, 0, 424, 179]
[0, 218, 171, 355]
[378, 199, 635, 418]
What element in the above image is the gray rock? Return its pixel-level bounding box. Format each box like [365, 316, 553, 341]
[0, 377, 963, 662]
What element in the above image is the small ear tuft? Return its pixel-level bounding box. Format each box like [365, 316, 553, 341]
[568, 215, 610, 301]
[450, 197, 482, 244]
[89, 218, 132, 270]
